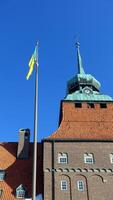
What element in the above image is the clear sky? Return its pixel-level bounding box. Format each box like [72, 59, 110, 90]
[0, 0, 113, 142]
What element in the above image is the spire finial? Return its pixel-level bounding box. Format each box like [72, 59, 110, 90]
[75, 41, 85, 74]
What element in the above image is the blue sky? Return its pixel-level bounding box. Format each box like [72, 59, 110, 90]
[0, 0, 113, 141]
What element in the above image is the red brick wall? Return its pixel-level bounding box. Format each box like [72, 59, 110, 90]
[43, 141, 113, 200]
[50, 102, 113, 139]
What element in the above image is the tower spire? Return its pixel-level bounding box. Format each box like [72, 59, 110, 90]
[76, 42, 85, 74]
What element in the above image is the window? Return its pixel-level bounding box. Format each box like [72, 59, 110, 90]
[75, 103, 82, 108]
[61, 180, 67, 191]
[84, 153, 94, 164]
[0, 189, 3, 198]
[0, 170, 5, 181]
[16, 184, 26, 198]
[100, 103, 107, 108]
[58, 153, 68, 164]
[87, 103, 95, 108]
[17, 190, 25, 198]
[77, 180, 84, 191]
[110, 154, 113, 163]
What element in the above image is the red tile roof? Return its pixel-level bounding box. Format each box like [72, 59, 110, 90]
[0, 142, 43, 199]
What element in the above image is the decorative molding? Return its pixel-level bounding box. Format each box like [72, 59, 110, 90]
[44, 168, 113, 173]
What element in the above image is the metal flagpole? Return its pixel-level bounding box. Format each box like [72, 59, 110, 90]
[32, 43, 39, 200]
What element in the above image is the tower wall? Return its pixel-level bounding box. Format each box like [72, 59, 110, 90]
[50, 101, 113, 140]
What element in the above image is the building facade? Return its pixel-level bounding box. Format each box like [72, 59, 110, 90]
[43, 43, 113, 200]
[0, 129, 42, 199]
[1, 43, 113, 200]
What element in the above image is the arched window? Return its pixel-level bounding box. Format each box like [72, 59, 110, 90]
[58, 153, 68, 164]
[16, 184, 26, 198]
[84, 153, 94, 164]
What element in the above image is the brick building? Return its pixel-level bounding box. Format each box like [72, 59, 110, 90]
[43, 42, 113, 200]
[0, 129, 42, 199]
[1, 42, 113, 200]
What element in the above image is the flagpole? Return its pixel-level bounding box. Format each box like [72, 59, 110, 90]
[32, 43, 39, 200]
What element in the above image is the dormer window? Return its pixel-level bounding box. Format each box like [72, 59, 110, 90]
[84, 153, 94, 164]
[16, 184, 26, 198]
[0, 170, 5, 181]
[58, 153, 68, 164]
[0, 189, 3, 198]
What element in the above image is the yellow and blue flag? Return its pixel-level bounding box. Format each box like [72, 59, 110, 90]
[26, 45, 38, 80]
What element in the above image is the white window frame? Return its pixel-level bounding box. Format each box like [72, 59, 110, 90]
[0, 170, 5, 181]
[110, 154, 113, 163]
[16, 185, 26, 199]
[84, 153, 94, 164]
[58, 153, 68, 164]
[61, 180, 67, 191]
[16, 190, 25, 198]
[77, 180, 84, 191]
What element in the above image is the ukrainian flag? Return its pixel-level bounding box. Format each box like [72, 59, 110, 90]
[26, 46, 37, 80]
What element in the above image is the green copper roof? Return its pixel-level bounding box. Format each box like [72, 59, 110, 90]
[65, 90, 113, 101]
[64, 42, 113, 102]
[67, 74, 101, 92]
[76, 42, 85, 74]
